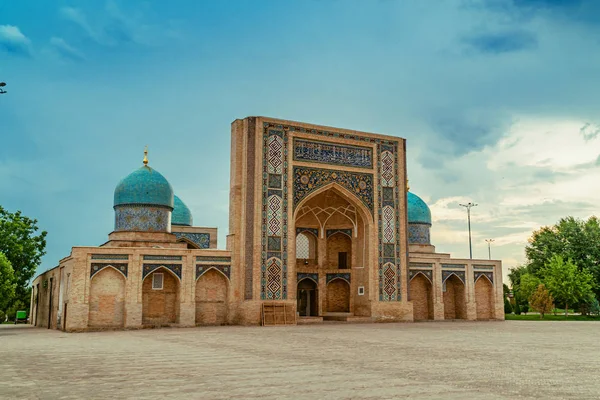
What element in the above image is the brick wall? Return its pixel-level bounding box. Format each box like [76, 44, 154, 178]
[326, 233, 352, 269]
[408, 274, 433, 320]
[475, 277, 493, 320]
[195, 269, 228, 325]
[142, 270, 180, 326]
[88, 267, 126, 328]
[326, 279, 350, 312]
[443, 276, 466, 320]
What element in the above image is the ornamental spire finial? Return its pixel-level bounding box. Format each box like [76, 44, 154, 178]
[143, 145, 148, 166]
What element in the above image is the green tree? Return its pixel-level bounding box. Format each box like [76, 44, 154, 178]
[0, 252, 16, 311]
[0, 206, 47, 312]
[519, 273, 541, 301]
[508, 265, 529, 289]
[529, 284, 554, 319]
[526, 217, 600, 298]
[541, 255, 595, 317]
[504, 297, 513, 314]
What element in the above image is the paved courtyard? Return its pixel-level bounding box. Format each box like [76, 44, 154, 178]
[1, 321, 599, 399]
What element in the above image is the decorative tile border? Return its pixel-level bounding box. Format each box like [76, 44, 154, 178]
[296, 227, 319, 237]
[409, 269, 433, 284]
[475, 271, 494, 284]
[293, 137, 373, 168]
[173, 232, 210, 249]
[196, 256, 231, 263]
[90, 263, 128, 278]
[297, 272, 319, 284]
[196, 264, 230, 280]
[442, 270, 465, 284]
[326, 229, 353, 238]
[409, 263, 434, 269]
[326, 273, 351, 285]
[143, 255, 183, 261]
[441, 264, 466, 269]
[91, 254, 129, 260]
[142, 264, 182, 280]
[473, 265, 495, 270]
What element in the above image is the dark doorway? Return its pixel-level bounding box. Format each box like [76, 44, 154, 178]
[297, 279, 318, 317]
[48, 278, 53, 329]
[338, 252, 348, 269]
[62, 303, 68, 331]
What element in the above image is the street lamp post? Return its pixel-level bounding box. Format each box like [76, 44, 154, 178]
[485, 239, 495, 260]
[459, 202, 478, 259]
[0, 82, 6, 94]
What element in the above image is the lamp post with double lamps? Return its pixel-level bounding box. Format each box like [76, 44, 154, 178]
[485, 239, 495, 260]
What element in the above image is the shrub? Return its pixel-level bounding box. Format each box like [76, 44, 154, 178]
[504, 298, 513, 314]
[514, 302, 521, 315]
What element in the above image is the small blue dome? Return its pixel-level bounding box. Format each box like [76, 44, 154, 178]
[114, 165, 174, 209]
[172, 195, 193, 226]
[408, 191, 432, 225]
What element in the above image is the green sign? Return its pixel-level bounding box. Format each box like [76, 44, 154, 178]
[16, 311, 26, 319]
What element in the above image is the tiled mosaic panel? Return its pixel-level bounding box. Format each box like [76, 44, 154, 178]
[377, 143, 401, 301]
[196, 264, 231, 280]
[173, 232, 210, 249]
[142, 264, 182, 280]
[326, 273, 351, 284]
[441, 264, 466, 269]
[293, 138, 373, 168]
[245, 121, 256, 300]
[326, 229, 352, 238]
[90, 263, 128, 278]
[475, 271, 494, 284]
[442, 270, 465, 284]
[409, 262, 434, 269]
[261, 126, 288, 300]
[473, 265, 495, 270]
[293, 166, 374, 213]
[409, 269, 433, 284]
[408, 223, 431, 245]
[114, 205, 170, 232]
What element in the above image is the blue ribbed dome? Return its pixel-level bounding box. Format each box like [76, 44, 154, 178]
[172, 195, 193, 226]
[408, 191, 432, 225]
[114, 165, 174, 209]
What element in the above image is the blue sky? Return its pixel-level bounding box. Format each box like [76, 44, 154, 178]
[1, 0, 600, 281]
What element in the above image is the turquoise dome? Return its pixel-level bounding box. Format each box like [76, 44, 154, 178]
[172, 195, 193, 226]
[407, 191, 432, 225]
[114, 165, 174, 209]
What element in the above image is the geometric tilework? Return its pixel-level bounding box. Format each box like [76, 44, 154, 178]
[409, 269, 433, 284]
[196, 256, 231, 263]
[382, 262, 397, 301]
[473, 265, 495, 270]
[196, 264, 230, 280]
[326, 273, 351, 285]
[267, 135, 284, 174]
[296, 227, 319, 238]
[326, 229, 353, 239]
[267, 194, 283, 236]
[474, 271, 494, 284]
[90, 263, 128, 278]
[442, 270, 465, 285]
[441, 264, 466, 269]
[293, 138, 373, 168]
[382, 206, 395, 244]
[91, 254, 129, 260]
[173, 232, 211, 249]
[142, 264, 182, 280]
[114, 205, 170, 232]
[293, 166, 374, 214]
[380, 151, 395, 187]
[408, 223, 431, 245]
[264, 257, 283, 300]
[297, 273, 319, 284]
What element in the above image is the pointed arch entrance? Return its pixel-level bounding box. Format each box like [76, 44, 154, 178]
[443, 273, 466, 320]
[195, 268, 229, 325]
[88, 266, 126, 328]
[409, 272, 433, 321]
[475, 275, 494, 320]
[293, 183, 374, 317]
[297, 277, 318, 317]
[142, 267, 180, 326]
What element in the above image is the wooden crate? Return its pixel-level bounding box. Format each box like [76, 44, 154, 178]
[261, 303, 296, 326]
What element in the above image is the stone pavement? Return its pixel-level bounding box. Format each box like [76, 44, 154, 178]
[1, 321, 599, 400]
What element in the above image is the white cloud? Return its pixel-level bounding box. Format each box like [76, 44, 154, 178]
[0, 25, 32, 56]
[49, 37, 86, 61]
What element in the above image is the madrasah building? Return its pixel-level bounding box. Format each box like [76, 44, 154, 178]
[31, 117, 504, 331]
